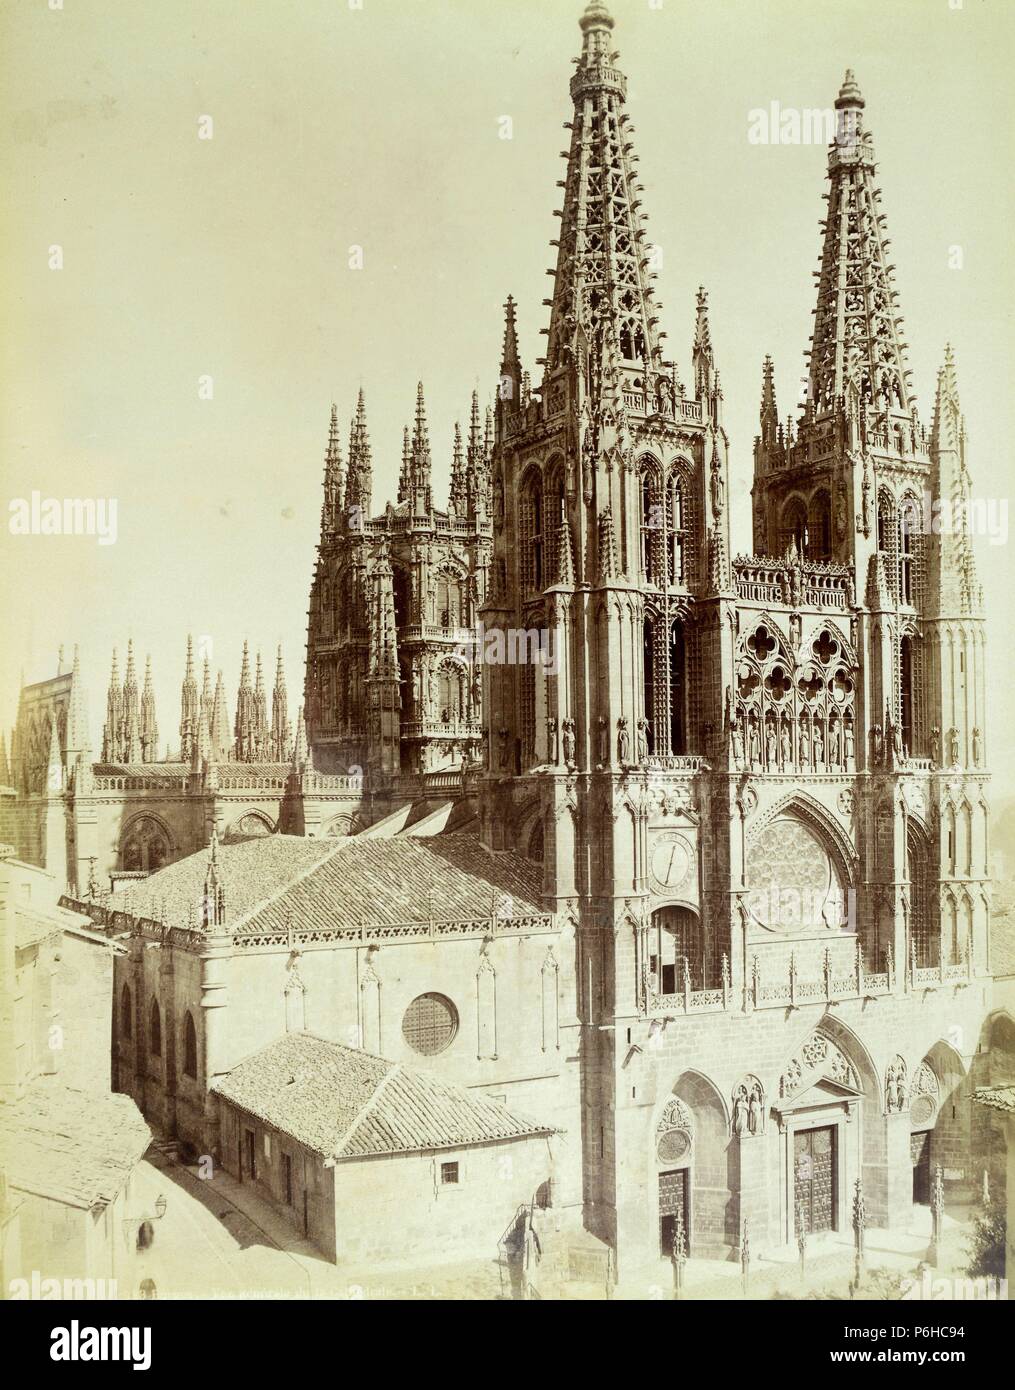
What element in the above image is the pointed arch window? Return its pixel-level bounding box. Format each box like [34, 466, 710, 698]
[898, 495, 923, 607]
[436, 573, 461, 630]
[519, 472, 544, 594]
[120, 984, 132, 1042]
[779, 497, 808, 557]
[808, 490, 831, 560]
[640, 471, 660, 582]
[149, 998, 162, 1058]
[907, 825, 936, 968]
[877, 491, 898, 600]
[437, 662, 465, 723]
[182, 1011, 198, 1079]
[669, 619, 687, 754]
[667, 474, 687, 585]
[650, 906, 703, 993]
[900, 635, 915, 756]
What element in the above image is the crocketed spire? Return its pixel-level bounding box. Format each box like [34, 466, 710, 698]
[806, 71, 913, 415]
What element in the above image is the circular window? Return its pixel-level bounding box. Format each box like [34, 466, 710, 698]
[911, 1095, 935, 1128]
[402, 993, 458, 1056]
[657, 1128, 691, 1164]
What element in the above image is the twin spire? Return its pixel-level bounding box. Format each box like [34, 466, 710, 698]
[805, 68, 913, 416]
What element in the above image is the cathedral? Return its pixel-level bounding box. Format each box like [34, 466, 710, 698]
[7, 1, 1011, 1280]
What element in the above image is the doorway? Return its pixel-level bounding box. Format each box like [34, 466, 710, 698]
[658, 1168, 690, 1257]
[911, 1130, 932, 1205]
[794, 1126, 837, 1234]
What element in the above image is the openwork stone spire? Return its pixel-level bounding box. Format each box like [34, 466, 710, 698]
[806, 71, 913, 415]
[543, 1, 664, 377]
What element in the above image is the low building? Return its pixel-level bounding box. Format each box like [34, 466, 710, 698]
[0, 848, 150, 1296]
[213, 1031, 557, 1265]
[972, 1086, 1015, 1295]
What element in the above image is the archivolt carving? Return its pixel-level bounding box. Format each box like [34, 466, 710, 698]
[780, 1030, 859, 1098]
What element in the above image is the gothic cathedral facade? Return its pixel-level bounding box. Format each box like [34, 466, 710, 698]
[480, 1, 992, 1262]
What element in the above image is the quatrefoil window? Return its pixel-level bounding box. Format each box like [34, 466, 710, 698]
[831, 668, 853, 703]
[747, 626, 777, 661]
[798, 670, 824, 703]
[813, 630, 839, 665]
[738, 667, 761, 701]
[764, 666, 792, 701]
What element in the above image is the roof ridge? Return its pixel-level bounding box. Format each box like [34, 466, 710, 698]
[332, 1057, 401, 1157]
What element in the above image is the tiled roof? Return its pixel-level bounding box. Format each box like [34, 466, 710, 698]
[129, 833, 545, 935]
[973, 1085, 1015, 1114]
[0, 1080, 151, 1209]
[14, 898, 87, 951]
[213, 1032, 554, 1158]
[123, 836, 338, 926]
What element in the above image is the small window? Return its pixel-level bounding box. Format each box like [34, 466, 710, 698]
[441, 1161, 460, 1186]
[149, 998, 161, 1057]
[182, 1011, 197, 1078]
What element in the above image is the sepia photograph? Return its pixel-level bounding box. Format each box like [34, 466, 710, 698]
[1, 0, 1013, 1349]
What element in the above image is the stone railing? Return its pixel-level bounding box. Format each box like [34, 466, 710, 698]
[400, 720, 480, 740]
[645, 754, 708, 773]
[732, 555, 854, 610]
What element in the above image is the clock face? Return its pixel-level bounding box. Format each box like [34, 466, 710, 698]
[652, 838, 690, 889]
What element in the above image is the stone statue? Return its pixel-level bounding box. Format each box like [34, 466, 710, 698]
[748, 1083, 765, 1136]
[799, 720, 810, 768]
[765, 721, 777, 767]
[780, 717, 793, 768]
[732, 1086, 749, 1137]
[844, 719, 855, 765]
[870, 724, 884, 765]
[731, 715, 745, 767]
[947, 727, 960, 766]
[813, 721, 824, 767]
[929, 726, 940, 765]
[497, 728, 510, 770]
[617, 717, 631, 763]
[562, 718, 576, 766]
[598, 715, 610, 766]
[748, 716, 761, 767]
[636, 717, 649, 763]
[829, 718, 841, 768]
[547, 717, 559, 765]
[972, 727, 982, 767]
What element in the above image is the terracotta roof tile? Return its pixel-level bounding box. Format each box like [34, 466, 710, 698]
[212, 1032, 553, 1158]
[0, 1080, 151, 1209]
[973, 1085, 1015, 1114]
[129, 833, 544, 935]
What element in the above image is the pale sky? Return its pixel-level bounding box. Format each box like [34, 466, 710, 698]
[1, 0, 1012, 783]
